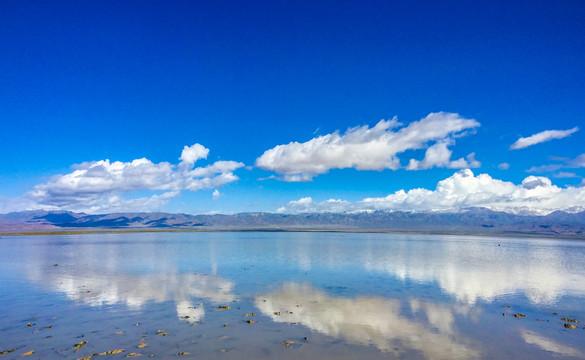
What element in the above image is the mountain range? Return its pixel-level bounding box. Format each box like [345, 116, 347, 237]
[1, 208, 584, 238]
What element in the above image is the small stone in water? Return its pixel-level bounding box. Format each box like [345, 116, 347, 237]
[71, 341, 88, 349]
[106, 349, 125, 354]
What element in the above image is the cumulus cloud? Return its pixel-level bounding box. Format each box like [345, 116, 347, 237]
[212, 189, 221, 200]
[498, 163, 510, 170]
[256, 112, 480, 181]
[278, 169, 585, 215]
[510, 127, 578, 150]
[179, 143, 209, 165]
[11, 144, 244, 213]
[406, 141, 480, 170]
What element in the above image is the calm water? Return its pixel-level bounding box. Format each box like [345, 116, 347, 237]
[0, 232, 584, 359]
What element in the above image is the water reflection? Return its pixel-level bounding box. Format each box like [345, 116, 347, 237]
[279, 235, 585, 304]
[27, 269, 234, 320]
[521, 330, 582, 357]
[255, 282, 479, 359]
[20, 235, 235, 320]
[3, 232, 585, 359]
[361, 240, 585, 304]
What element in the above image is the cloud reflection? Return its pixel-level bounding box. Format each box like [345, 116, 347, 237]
[255, 282, 478, 359]
[360, 239, 585, 305]
[277, 236, 585, 305]
[27, 269, 234, 320]
[521, 330, 582, 357]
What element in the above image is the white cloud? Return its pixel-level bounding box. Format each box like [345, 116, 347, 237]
[526, 164, 563, 173]
[568, 154, 585, 167]
[179, 143, 209, 165]
[256, 112, 480, 181]
[527, 153, 585, 174]
[8, 144, 244, 213]
[406, 141, 480, 170]
[276, 197, 351, 214]
[553, 172, 578, 178]
[82, 191, 180, 214]
[498, 162, 510, 170]
[510, 127, 578, 150]
[279, 169, 585, 215]
[212, 189, 221, 200]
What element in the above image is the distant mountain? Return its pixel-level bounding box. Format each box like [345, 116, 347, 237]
[1, 208, 584, 238]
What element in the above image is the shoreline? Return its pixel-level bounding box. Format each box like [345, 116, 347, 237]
[1, 227, 584, 240]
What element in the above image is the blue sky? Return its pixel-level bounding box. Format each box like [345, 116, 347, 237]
[1, 0, 584, 215]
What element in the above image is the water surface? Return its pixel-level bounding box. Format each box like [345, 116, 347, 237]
[0, 232, 584, 359]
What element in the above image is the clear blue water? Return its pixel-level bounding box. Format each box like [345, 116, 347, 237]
[0, 232, 584, 359]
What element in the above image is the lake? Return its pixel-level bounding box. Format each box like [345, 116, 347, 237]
[0, 232, 584, 359]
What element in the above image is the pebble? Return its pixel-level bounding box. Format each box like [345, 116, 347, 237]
[106, 349, 125, 354]
[71, 341, 88, 349]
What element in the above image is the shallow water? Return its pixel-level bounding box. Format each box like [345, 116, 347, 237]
[0, 232, 584, 359]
